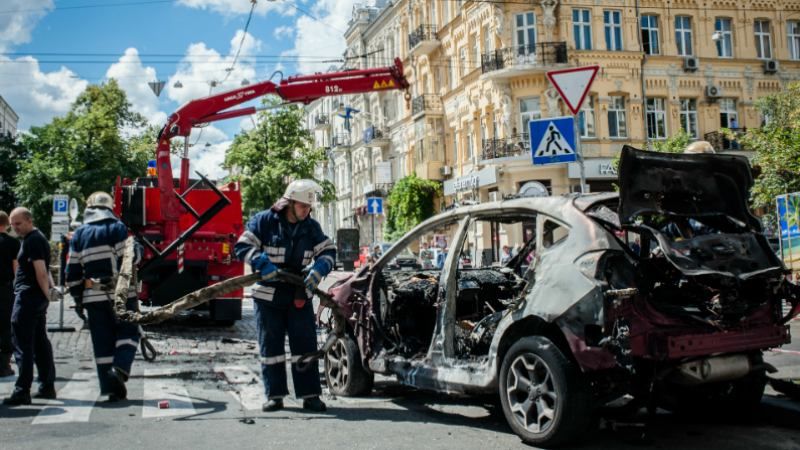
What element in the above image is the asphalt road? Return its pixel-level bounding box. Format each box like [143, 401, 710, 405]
[1, 274, 800, 449]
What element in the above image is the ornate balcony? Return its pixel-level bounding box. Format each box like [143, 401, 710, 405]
[408, 24, 439, 57]
[480, 134, 531, 162]
[363, 125, 390, 148]
[332, 133, 351, 148]
[314, 115, 330, 130]
[480, 42, 568, 80]
[411, 94, 443, 118]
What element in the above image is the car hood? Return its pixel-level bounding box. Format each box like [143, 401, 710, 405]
[617, 146, 760, 230]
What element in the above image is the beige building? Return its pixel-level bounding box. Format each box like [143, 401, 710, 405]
[307, 0, 800, 247]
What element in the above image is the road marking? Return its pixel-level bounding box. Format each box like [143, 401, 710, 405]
[0, 374, 15, 398]
[33, 371, 99, 424]
[142, 368, 196, 418]
[770, 348, 800, 356]
[214, 365, 263, 411]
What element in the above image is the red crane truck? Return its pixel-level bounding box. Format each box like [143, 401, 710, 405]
[113, 59, 409, 324]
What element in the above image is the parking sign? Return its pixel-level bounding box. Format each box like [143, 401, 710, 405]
[53, 195, 69, 216]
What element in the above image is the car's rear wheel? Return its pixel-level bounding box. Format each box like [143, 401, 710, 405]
[499, 336, 595, 447]
[324, 334, 374, 396]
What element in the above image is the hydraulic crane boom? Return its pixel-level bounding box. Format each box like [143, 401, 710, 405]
[153, 58, 409, 242]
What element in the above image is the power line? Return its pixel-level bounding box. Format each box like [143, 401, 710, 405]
[0, 0, 173, 15]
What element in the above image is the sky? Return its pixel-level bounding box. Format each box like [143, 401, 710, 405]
[0, 0, 365, 178]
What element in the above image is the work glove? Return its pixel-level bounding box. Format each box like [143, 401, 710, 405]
[304, 269, 322, 298]
[49, 286, 63, 302]
[251, 253, 277, 278]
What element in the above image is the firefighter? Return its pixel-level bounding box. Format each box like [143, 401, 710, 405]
[65, 192, 142, 402]
[235, 179, 336, 412]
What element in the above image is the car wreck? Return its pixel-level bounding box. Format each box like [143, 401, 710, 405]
[321, 146, 800, 447]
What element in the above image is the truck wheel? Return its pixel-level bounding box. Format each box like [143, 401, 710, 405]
[499, 336, 595, 447]
[324, 334, 374, 396]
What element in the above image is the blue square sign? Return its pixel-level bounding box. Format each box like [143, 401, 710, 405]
[529, 116, 577, 166]
[53, 194, 69, 216]
[367, 197, 383, 215]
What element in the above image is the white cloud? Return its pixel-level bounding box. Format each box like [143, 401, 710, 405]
[105, 48, 167, 126]
[0, 0, 54, 52]
[286, 0, 357, 74]
[273, 25, 294, 40]
[165, 30, 263, 107]
[0, 56, 87, 130]
[171, 139, 231, 180]
[177, 0, 294, 17]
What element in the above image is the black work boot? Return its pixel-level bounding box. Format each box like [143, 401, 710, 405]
[262, 398, 284, 412]
[33, 385, 57, 400]
[302, 396, 327, 412]
[107, 367, 127, 401]
[3, 389, 31, 406]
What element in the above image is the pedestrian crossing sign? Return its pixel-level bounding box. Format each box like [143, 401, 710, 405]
[529, 116, 577, 166]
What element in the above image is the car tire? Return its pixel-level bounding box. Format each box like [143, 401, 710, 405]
[324, 334, 374, 397]
[498, 336, 595, 447]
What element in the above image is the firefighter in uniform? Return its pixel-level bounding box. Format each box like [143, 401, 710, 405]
[65, 192, 142, 402]
[235, 179, 336, 412]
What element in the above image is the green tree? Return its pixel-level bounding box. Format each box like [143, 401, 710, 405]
[0, 134, 28, 213]
[384, 174, 441, 241]
[734, 81, 800, 214]
[14, 79, 151, 235]
[223, 99, 333, 218]
[612, 128, 694, 179]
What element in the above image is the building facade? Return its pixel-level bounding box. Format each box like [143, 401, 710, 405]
[0, 95, 18, 137]
[306, 0, 800, 244]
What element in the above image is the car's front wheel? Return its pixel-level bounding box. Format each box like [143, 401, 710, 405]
[324, 334, 374, 396]
[499, 336, 595, 447]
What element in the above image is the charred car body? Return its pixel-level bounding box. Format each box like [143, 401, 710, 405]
[321, 147, 800, 446]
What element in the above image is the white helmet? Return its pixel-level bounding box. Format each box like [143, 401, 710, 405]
[684, 140, 715, 154]
[86, 191, 114, 210]
[283, 179, 323, 205]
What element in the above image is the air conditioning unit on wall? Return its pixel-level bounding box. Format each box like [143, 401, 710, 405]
[683, 56, 699, 72]
[706, 85, 721, 98]
[764, 59, 779, 74]
[440, 165, 453, 177]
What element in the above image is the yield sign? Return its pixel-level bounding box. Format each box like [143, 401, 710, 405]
[546, 66, 599, 115]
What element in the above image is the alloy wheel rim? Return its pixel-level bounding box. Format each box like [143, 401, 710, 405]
[505, 352, 558, 434]
[326, 339, 349, 390]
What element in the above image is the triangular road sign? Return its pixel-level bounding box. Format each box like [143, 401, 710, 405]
[148, 80, 166, 97]
[534, 121, 575, 157]
[546, 66, 599, 115]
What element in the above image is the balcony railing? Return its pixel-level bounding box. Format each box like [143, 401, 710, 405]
[314, 115, 329, 127]
[332, 133, 351, 148]
[411, 94, 443, 116]
[481, 134, 530, 161]
[480, 42, 568, 74]
[363, 125, 388, 144]
[408, 24, 438, 50]
[704, 128, 747, 152]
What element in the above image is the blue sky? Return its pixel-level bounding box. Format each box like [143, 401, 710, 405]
[0, 0, 360, 177]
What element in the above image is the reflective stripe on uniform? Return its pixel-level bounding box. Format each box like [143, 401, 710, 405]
[82, 290, 111, 304]
[312, 238, 335, 256]
[116, 339, 138, 348]
[252, 285, 275, 301]
[263, 246, 285, 263]
[95, 356, 114, 364]
[81, 250, 115, 264]
[302, 250, 313, 266]
[260, 355, 286, 365]
[237, 230, 262, 248]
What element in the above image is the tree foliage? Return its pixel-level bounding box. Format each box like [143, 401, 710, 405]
[0, 134, 28, 213]
[14, 79, 151, 235]
[384, 173, 442, 241]
[735, 81, 800, 213]
[223, 99, 333, 218]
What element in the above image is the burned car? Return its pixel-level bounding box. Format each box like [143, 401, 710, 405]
[320, 146, 800, 446]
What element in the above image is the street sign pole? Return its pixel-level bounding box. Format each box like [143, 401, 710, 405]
[573, 116, 587, 193]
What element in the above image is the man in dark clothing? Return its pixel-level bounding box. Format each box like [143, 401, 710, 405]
[3, 207, 56, 406]
[0, 211, 21, 377]
[235, 179, 336, 413]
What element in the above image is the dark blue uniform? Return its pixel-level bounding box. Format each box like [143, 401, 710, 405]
[65, 216, 141, 395]
[235, 207, 335, 400]
[0, 230, 21, 374]
[12, 228, 55, 395]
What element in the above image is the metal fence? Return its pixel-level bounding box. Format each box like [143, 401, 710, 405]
[480, 42, 568, 73]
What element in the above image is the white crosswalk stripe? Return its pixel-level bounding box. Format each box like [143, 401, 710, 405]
[142, 368, 197, 418]
[33, 371, 100, 424]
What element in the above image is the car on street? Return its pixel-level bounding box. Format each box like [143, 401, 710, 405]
[321, 146, 800, 446]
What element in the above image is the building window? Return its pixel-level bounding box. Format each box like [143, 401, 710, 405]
[641, 14, 660, 55]
[453, 132, 458, 163]
[450, 56, 457, 89]
[573, 9, 592, 50]
[467, 131, 474, 159]
[679, 98, 698, 138]
[515, 12, 537, 55]
[604, 10, 623, 51]
[483, 25, 492, 53]
[608, 96, 627, 138]
[675, 16, 693, 56]
[790, 21, 800, 60]
[719, 98, 738, 129]
[645, 98, 667, 140]
[715, 18, 733, 57]
[442, 0, 450, 25]
[754, 19, 772, 59]
[472, 34, 480, 67]
[459, 47, 467, 79]
[579, 96, 596, 138]
[519, 97, 541, 134]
